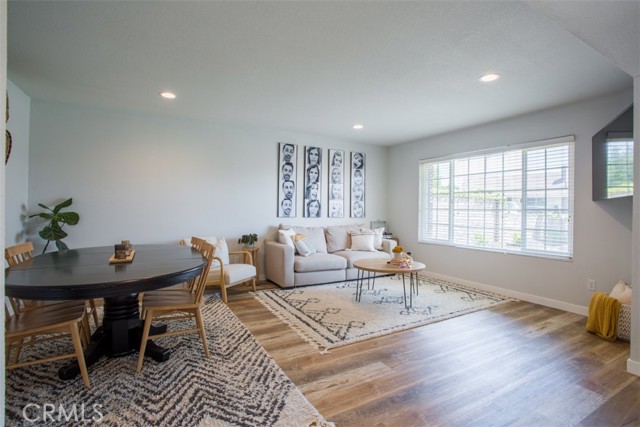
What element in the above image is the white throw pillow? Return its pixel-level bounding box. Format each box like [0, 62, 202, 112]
[361, 227, 384, 250]
[278, 229, 296, 249]
[293, 234, 316, 257]
[609, 281, 632, 305]
[350, 232, 376, 252]
[213, 237, 230, 265]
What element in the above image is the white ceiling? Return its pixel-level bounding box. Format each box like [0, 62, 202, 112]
[7, 1, 636, 146]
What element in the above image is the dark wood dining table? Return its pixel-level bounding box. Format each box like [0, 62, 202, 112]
[5, 243, 208, 380]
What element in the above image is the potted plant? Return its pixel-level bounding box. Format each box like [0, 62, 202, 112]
[238, 233, 258, 248]
[29, 198, 80, 253]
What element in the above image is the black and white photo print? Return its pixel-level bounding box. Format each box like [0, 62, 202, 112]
[328, 149, 344, 218]
[350, 151, 365, 218]
[278, 142, 297, 218]
[304, 146, 322, 218]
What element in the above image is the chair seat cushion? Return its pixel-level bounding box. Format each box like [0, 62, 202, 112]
[333, 250, 390, 268]
[209, 264, 256, 286]
[294, 253, 347, 273]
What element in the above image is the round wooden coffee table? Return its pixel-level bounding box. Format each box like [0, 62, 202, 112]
[353, 258, 426, 309]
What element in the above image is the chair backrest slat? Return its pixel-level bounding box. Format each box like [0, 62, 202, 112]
[5, 242, 34, 267]
[193, 242, 215, 303]
[190, 237, 207, 252]
[5, 243, 36, 314]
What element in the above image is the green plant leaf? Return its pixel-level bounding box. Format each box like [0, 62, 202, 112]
[57, 212, 80, 225]
[52, 198, 73, 214]
[39, 224, 68, 241]
[30, 197, 79, 253]
[28, 212, 54, 220]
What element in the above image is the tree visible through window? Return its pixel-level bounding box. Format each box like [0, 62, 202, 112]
[606, 138, 633, 198]
[419, 137, 574, 259]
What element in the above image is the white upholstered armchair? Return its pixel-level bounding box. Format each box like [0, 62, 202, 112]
[180, 236, 256, 303]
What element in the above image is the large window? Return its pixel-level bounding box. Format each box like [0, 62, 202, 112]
[419, 136, 574, 259]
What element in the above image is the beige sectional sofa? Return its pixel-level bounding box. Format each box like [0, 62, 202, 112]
[265, 224, 397, 288]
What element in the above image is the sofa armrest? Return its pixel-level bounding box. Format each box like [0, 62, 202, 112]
[265, 240, 295, 288]
[381, 238, 397, 254]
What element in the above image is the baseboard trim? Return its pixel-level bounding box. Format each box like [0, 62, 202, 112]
[627, 358, 640, 377]
[424, 270, 589, 317]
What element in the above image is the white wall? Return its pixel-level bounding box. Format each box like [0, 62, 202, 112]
[24, 99, 389, 274]
[388, 89, 634, 310]
[5, 80, 30, 246]
[2, 0, 8, 416]
[629, 76, 639, 376]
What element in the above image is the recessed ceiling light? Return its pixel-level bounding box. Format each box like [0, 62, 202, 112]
[479, 73, 501, 83]
[353, 124, 364, 130]
[159, 91, 176, 99]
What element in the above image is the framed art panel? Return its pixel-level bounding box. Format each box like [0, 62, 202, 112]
[328, 149, 344, 218]
[278, 142, 297, 218]
[303, 146, 322, 217]
[350, 151, 365, 218]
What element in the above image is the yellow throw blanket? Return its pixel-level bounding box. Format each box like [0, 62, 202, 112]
[586, 292, 621, 341]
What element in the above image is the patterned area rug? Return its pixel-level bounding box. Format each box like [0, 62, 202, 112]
[254, 275, 515, 352]
[4, 297, 333, 427]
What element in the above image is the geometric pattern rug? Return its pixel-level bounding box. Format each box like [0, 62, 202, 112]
[253, 275, 515, 353]
[4, 296, 333, 427]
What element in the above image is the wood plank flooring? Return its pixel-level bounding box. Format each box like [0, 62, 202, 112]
[223, 283, 640, 427]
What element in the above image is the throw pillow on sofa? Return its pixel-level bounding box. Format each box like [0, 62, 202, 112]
[349, 231, 376, 251]
[281, 225, 328, 253]
[360, 227, 384, 250]
[293, 233, 317, 257]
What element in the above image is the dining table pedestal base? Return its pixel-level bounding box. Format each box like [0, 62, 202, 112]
[58, 293, 171, 381]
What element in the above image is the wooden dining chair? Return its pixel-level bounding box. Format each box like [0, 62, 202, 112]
[5, 241, 100, 329]
[5, 299, 91, 388]
[206, 247, 256, 304]
[5, 241, 34, 265]
[136, 241, 215, 373]
[162, 237, 209, 292]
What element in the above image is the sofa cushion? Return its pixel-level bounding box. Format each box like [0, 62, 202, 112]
[289, 226, 328, 253]
[294, 253, 347, 273]
[333, 250, 390, 268]
[325, 224, 363, 253]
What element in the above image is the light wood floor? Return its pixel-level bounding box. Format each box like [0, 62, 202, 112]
[223, 282, 640, 427]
